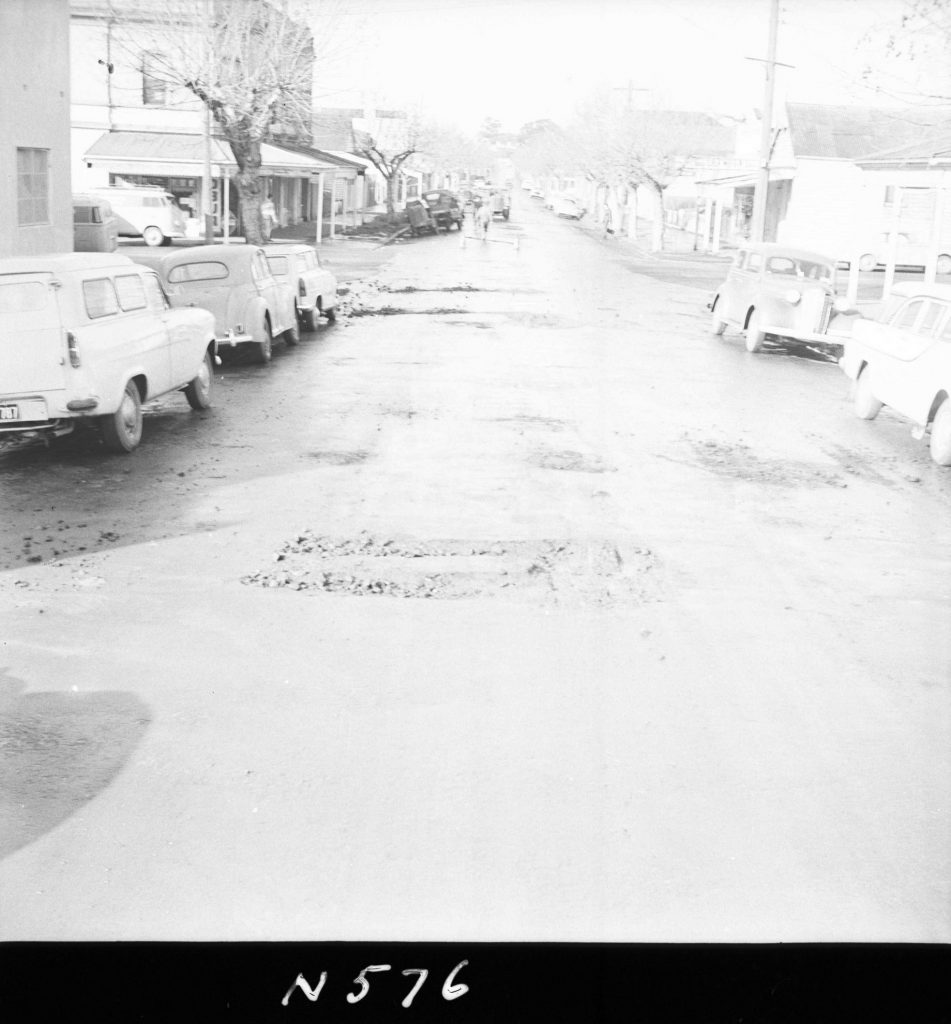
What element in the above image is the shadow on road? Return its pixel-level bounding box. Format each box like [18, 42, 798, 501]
[0, 668, 151, 859]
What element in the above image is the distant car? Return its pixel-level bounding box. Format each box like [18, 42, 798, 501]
[263, 243, 337, 331]
[132, 243, 298, 364]
[839, 282, 951, 465]
[72, 194, 119, 252]
[421, 189, 464, 231]
[553, 195, 585, 219]
[489, 190, 511, 220]
[709, 243, 853, 353]
[0, 252, 216, 452]
[90, 185, 187, 247]
[529, 188, 544, 200]
[855, 234, 951, 275]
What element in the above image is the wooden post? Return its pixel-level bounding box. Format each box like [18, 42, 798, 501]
[924, 185, 944, 285]
[883, 185, 901, 300]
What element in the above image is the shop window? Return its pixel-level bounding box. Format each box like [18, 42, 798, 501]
[142, 53, 169, 106]
[16, 148, 49, 225]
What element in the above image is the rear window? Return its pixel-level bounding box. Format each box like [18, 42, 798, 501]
[115, 273, 147, 311]
[83, 277, 119, 319]
[0, 280, 48, 313]
[167, 261, 229, 284]
[73, 205, 103, 225]
[266, 256, 290, 276]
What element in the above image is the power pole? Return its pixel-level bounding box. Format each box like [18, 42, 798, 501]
[747, 0, 792, 243]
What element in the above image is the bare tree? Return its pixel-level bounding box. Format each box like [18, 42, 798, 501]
[102, 0, 340, 244]
[860, 0, 951, 105]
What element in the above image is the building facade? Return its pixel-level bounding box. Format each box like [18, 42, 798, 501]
[0, 0, 73, 257]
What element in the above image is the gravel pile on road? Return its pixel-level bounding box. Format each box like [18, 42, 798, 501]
[240, 530, 660, 606]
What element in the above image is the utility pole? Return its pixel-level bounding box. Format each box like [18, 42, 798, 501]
[202, 0, 215, 244]
[747, 0, 792, 243]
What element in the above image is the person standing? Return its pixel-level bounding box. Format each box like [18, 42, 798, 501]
[477, 200, 492, 240]
[261, 193, 276, 240]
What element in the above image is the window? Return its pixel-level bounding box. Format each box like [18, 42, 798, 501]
[115, 274, 147, 311]
[920, 301, 948, 334]
[17, 148, 49, 225]
[167, 261, 229, 284]
[893, 299, 925, 330]
[143, 274, 168, 312]
[0, 281, 48, 314]
[83, 278, 119, 319]
[266, 256, 290, 276]
[746, 252, 762, 272]
[766, 256, 797, 276]
[142, 53, 168, 106]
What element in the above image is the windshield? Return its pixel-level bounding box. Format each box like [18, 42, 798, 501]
[765, 255, 833, 282]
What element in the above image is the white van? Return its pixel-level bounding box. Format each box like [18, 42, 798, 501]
[0, 253, 216, 452]
[90, 185, 187, 247]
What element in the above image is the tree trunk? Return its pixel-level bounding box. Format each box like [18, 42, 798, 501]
[648, 183, 666, 252]
[384, 172, 400, 223]
[227, 135, 266, 245]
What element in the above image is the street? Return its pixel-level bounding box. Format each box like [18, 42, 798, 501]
[1, 194, 949, 943]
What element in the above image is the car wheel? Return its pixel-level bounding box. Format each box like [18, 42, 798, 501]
[858, 253, 877, 272]
[101, 380, 143, 452]
[184, 350, 214, 410]
[745, 311, 765, 353]
[254, 319, 273, 364]
[143, 225, 165, 247]
[929, 398, 951, 465]
[937, 255, 951, 275]
[853, 366, 882, 420]
[325, 305, 336, 323]
[282, 319, 300, 347]
[710, 302, 727, 336]
[301, 307, 318, 331]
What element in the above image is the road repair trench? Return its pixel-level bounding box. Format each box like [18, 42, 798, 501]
[241, 530, 660, 606]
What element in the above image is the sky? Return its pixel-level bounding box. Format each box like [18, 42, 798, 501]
[311, 0, 935, 133]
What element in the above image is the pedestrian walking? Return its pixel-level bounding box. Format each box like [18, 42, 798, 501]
[476, 201, 492, 240]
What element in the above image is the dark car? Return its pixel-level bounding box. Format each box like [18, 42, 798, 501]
[421, 190, 464, 231]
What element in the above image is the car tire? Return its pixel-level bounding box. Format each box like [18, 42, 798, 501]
[937, 255, 951, 275]
[254, 318, 273, 364]
[282, 319, 300, 347]
[184, 350, 214, 410]
[325, 305, 336, 323]
[745, 312, 766, 353]
[143, 226, 165, 247]
[853, 366, 882, 420]
[929, 398, 951, 465]
[301, 307, 318, 331]
[101, 380, 143, 452]
[858, 253, 877, 272]
[711, 302, 727, 336]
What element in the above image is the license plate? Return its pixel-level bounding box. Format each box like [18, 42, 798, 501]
[0, 405, 20, 421]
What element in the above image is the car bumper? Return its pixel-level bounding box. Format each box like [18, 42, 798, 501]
[217, 331, 254, 347]
[760, 323, 845, 346]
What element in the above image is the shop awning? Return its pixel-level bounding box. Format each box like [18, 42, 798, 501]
[83, 131, 342, 178]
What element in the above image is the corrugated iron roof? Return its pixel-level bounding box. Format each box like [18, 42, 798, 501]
[787, 103, 951, 160]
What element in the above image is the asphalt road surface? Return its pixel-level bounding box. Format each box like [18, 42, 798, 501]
[1, 196, 949, 947]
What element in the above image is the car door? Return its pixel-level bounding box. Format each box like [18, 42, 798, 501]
[869, 298, 939, 411]
[251, 248, 291, 332]
[82, 274, 170, 402]
[718, 250, 749, 323]
[0, 274, 66, 410]
[142, 271, 194, 386]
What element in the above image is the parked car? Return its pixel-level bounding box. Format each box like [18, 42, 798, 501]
[421, 189, 464, 231]
[839, 282, 951, 465]
[553, 195, 585, 219]
[131, 243, 298, 363]
[263, 243, 337, 331]
[855, 233, 951, 275]
[72, 194, 119, 252]
[0, 252, 216, 453]
[528, 188, 544, 200]
[489, 190, 511, 220]
[709, 243, 853, 353]
[90, 185, 187, 247]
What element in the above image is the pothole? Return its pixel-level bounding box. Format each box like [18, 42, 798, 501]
[529, 449, 614, 473]
[347, 305, 468, 318]
[686, 439, 847, 488]
[303, 450, 371, 465]
[241, 531, 660, 606]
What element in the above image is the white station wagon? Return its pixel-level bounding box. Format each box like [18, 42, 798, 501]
[263, 243, 337, 331]
[0, 253, 217, 453]
[840, 282, 951, 465]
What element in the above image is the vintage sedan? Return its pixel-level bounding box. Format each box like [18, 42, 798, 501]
[421, 189, 464, 231]
[132, 243, 298, 364]
[263, 243, 337, 331]
[709, 243, 852, 353]
[839, 282, 951, 465]
[0, 252, 216, 453]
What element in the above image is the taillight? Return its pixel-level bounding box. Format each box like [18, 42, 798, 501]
[66, 331, 81, 368]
